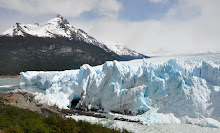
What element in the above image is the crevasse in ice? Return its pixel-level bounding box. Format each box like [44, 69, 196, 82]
[20, 54, 220, 127]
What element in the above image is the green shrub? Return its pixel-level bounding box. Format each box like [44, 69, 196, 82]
[0, 103, 130, 133]
[3, 126, 23, 133]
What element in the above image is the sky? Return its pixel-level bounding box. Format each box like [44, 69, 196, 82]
[0, 0, 220, 56]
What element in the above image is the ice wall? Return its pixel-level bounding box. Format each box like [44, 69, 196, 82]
[20, 54, 220, 127]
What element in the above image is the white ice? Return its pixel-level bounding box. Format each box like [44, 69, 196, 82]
[20, 53, 220, 128]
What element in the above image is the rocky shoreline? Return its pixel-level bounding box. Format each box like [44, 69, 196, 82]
[0, 91, 146, 125]
[0, 75, 21, 79]
[0, 92, 61, 116]
[0, 92, 109, 119]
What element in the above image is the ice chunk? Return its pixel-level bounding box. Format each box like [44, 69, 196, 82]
[20, 54, 220, 127]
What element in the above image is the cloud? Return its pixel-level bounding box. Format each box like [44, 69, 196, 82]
[0, 0, 121, 17]
[148, 0, 168, 4]
[1, 0, 220, 56]
[83, 0, 220, 56]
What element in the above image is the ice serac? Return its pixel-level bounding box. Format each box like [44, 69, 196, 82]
[20, 54, 220, 127]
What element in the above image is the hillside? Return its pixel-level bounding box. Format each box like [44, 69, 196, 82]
[0, 36, 116, 75]
[0, 15, 149, 75]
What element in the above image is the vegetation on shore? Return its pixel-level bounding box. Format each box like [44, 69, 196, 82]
[0, 102, 129, 133]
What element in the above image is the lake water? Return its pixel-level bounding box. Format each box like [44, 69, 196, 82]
[0, 78, 45, 94]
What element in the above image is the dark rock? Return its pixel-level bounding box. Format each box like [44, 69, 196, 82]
[41, 107, 62, 117]
[114, 117, 141, 123]
[61, 109, 107, 119]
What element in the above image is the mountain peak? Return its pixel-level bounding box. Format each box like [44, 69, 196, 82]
[56, 14, 62, 18]
[48, 14, 69, 25]
[1, 15, 148, 60]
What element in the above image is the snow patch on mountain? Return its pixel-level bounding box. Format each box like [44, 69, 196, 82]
[104, 42, 146, 58]
[2, 14, 147, 58]
[2, 14, 108, 50]
[20, 54, 220, 127]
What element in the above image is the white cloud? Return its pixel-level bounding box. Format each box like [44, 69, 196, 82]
[82, 0, 220, 56]
[1, 0, 220, 56]
[0, 0, 121, 17]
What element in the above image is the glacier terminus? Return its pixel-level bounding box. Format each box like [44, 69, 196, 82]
[20, 54, 220, 128]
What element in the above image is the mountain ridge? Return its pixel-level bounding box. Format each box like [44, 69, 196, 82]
[2, 14, 148, 59]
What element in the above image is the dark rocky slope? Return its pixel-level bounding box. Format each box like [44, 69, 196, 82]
[0, 36, 116, 75]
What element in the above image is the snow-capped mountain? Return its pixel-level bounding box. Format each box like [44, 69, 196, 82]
[2, 14, 147, 59]
[2, 14, 109, 52]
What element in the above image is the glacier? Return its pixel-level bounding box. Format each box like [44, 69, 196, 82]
[20, 54, 220, 127]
